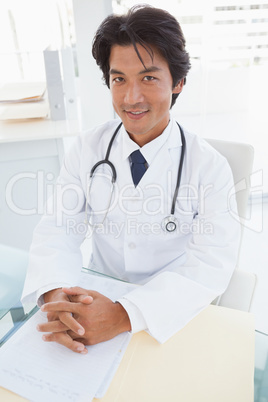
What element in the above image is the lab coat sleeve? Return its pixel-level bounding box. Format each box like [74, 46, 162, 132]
[117, 150, 241, 343]
[21, 136, 87, 304]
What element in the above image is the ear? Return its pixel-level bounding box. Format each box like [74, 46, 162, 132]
[172, 79, 184, 94]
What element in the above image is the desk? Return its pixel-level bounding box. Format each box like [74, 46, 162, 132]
[255, 330, 268, 401]
[0, 302, 255, 402]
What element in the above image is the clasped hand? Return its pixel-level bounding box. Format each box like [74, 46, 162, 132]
[37, 287, 131, 354]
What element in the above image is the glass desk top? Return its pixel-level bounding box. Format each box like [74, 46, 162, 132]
[255, 330, 268, 402]
[0, 269, 267, 402]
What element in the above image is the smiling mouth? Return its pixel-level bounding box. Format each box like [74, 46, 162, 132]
[128, 110, 146, 114]
[125, 110, 148, 118]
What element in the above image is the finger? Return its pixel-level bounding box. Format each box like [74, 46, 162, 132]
[80, 296, 93, 304]
[47, 312, 59, 321]
[62, 287, 94, 304]
[45, 311, 85, 336]
[62, 286, 88, 296]
[41, 301, 77, 313]
[67, 331, 91, 346]
[37, 320, 68, 333]
[67, 330, 86, 345]
[41, 302, 85, 336]
[58, 312, 85, 336]
[62, 286, 93, 304]
[41, 310, 84, 336]
[67, 330, 78, 340]
[42, 332, 88, 354]
[69, 295, 93, 304]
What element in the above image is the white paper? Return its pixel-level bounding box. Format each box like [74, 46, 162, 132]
[0, 82, 46, 102]
[0, 100, 49, 120]
[77, 270, 139, 302]
[0, 272, 138, 402]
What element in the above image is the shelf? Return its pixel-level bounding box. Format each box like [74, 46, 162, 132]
[0, 118, 80, 144]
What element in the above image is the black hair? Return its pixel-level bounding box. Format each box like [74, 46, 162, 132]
[92, 5, 191, 107]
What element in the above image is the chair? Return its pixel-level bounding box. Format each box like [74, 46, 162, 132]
[205, 138, 257, 312]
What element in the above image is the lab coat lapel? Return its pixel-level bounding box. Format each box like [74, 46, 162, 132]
[138, 120, 182, 188]
[141, 145, 172, 187]
[110, 128, 134, 188]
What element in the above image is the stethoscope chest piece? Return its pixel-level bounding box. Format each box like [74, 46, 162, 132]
[161, 215, 178, 233]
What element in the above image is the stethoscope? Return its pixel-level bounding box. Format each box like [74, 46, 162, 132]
[86, 121, 185, 232]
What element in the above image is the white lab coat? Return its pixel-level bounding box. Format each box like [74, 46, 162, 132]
[22, 118, 240, 343]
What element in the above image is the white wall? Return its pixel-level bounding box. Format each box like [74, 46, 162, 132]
[172, 65, 268, 193]
[72, 0, 114, 131]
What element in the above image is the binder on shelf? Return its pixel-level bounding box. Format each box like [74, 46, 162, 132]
[44, 46, 78, 121]
[61, 47, 78, 120]
[43, 48, 66, 121]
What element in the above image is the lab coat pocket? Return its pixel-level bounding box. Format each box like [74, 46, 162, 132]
[130, 211, 196, 275]
[151, 210, 195, 239]
[152, 210, 194, 250]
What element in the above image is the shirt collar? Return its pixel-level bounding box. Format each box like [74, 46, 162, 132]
[120, 118, 180, 164]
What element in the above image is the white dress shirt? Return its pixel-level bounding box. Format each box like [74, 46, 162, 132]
[22, 117, 240, 343]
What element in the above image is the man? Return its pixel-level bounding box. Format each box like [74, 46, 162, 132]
[22, 5, 240, 354]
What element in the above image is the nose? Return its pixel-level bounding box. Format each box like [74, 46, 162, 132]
[124, 81, 144, 105]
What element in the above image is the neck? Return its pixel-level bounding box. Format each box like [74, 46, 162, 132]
[127, 119, 170, 147]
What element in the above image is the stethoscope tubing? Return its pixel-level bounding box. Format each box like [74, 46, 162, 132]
[171, 123, 186, 215]
[90, 122, 123, 183]
[88, 121, 185, 232]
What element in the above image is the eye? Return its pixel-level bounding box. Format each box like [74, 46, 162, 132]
[113, 77, 124, 83]
[143, 76, 156, 82]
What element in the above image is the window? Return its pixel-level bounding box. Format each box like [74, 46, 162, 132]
[0, 0, 75, 82]
[112, 0, 268, 194]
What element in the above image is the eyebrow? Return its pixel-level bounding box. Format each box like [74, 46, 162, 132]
[109, 66, 162, 76]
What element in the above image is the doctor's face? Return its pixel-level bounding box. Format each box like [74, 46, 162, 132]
[109, 44, 183, 146]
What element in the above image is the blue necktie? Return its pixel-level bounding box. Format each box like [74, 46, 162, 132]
[130, 150, 147, 186]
